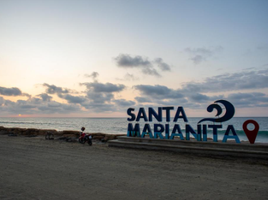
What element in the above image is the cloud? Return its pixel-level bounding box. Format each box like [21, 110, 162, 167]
[81, 102, 116, 112]
[84, 72, 99, 80]
[133, 85, 206, 108]
[43, 83, 70, 94]
[185, 46, 223, 64]
[78, 81, 129, 112]
[86, 92, 114, 103]
[81, 82, 125, 93]
[154, 58, 171, 71]
[182, 68, 268, 92]
[132, 68, 268, 109]
[134, 84, 184, 99]
[47, 101, 62, 108]
[123, 73, 139, 81]
[0, 96, 4, 105]
[0, 85, 85, 115]
[81, 83, 119, 112]
[113, 99, 135, 107]
[115, 54, 151, 67]
[188, 93, 210, 101]
[185, 47, 213, 56]
[47, 81, 123, 112]
[0, 87, 22, 96]
[226, 92, 268, 108]
[141, 67, 160, 77]
[243, 44, 268, 57]
[114, 54, 171, 77]
[188, 93, 224, 103]
[190, 55, 205, 64]
[58, 94, 87, 104]
[135, 97, 152, 103]
[37, 103, 81, 114]
[28, 97, 43, 104]
[37, 93, 52, 102]
[257, 44, 268, 52]
[0, 96, 82, 115]
[1, 67, 267, 116]
[0, 86, 30, 97]
[133, 84, 268, 109]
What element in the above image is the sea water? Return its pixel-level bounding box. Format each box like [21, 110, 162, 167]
[0, 117, 267, 143]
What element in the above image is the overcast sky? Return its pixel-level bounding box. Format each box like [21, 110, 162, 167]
[0, 0, 267, 117]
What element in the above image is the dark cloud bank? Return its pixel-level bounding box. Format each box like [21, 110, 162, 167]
[0, 68, 267, 116]
[0, 86, 30, 97]
[134, 69, 268, 109]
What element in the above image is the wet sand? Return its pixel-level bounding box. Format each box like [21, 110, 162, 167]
[0, 135, 268, 200]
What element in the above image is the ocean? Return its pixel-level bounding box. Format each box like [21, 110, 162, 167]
[0, 117, 267, 143]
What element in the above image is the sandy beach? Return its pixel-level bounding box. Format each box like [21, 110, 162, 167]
[0, 135, 268, 200]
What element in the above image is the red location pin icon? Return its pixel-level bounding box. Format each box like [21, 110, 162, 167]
[243, 120, 259, 144]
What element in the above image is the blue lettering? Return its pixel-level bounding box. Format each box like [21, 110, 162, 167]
[127, 123, 140, 137]
[136, 108, 148, 122]
[165, 124, 169, 139]
[154, 124, 164, 139]
[141, 124, 153, 138]
[162, 107, 174, 122]
[148, 107, 162, 122]
[170, 124, 184, 140]
[222, 125, 240, 143]
[208, 124, 222, 142]
[173, 107, 188, 122]
[185, 124, 198, 141]
[127, 108, 135, 121]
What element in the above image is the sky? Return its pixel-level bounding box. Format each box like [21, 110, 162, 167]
[0, 0, 268, 118]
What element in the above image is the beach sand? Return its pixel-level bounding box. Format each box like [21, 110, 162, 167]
[0, 135, 267, 200]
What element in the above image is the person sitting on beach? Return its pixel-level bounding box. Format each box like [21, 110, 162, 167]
[80, 127, 86, 139]
[79, 127, 93, 145]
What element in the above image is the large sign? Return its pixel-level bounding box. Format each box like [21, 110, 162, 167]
[127, 100, 259, 144]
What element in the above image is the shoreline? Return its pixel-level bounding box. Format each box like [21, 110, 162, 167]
[1, 126, 268, 145]
[0, 126, 125, 141]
